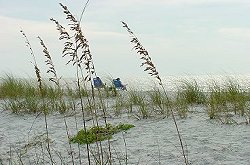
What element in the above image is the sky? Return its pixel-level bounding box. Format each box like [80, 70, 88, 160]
[1, 0, 250, 79]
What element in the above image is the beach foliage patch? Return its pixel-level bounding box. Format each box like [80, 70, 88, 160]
[70, 123, 135, 144]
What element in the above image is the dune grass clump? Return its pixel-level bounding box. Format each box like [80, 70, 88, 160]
[0, 75, 36, 99]
[0, 76, 70, 114]
[171, 80, 205, 119]
[174, 96, 189, 119]
[223, 79, 248, 116]
[112, 95, 128, 116]
[205, 79, 249, 123]
[147, 87, 171, 117]
[64, 84, 89, 98]
[128, 89, 145, 105]
[0, 75, 64, 100]
[3, 97, 40, 114]
[177, 79, 206, 105]
[148, 88, 169, 108]
[127, 89, 156, 119]
[206, 81, 226, 119]
[136, 98, 150, 119]
[70, 123, 135, 144]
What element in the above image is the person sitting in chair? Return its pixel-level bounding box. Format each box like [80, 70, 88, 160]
[93, 77, 104, 88]
[113, 78, 127, 90]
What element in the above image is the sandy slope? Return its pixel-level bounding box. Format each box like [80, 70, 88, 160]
[0, 103, 249, 165]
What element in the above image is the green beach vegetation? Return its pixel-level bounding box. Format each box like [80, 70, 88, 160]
[70, 123, 135, 144]
[2, 74, 249, 121]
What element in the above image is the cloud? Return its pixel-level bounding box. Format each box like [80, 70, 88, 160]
[0, 15, 131, 77]
[0, 15, 56, 39]
[0, 15, 124, 44]
[98, 0, 250, 6]
[165, 0, 249, 5]
[218, 27, 250, 40]
[1, 0, 250, 77]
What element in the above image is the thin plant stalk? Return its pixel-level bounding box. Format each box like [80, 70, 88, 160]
[122, 21, 188, 164]
[51, 15, 91, 164]
[52, 3, 113, 163]
[38, 36, 75, 164]
[79, 0, 90, 23]
[20, 30, 54, 164]
[122, 132, 128, 165]
[51, 3, 100, 164]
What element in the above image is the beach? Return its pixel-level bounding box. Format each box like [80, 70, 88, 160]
[0, 75, 250, 164]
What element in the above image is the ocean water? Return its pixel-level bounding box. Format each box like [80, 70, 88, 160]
[1, 74, 250, 92]
[122, 74, 250, 91]
[42, 74, 250, 92]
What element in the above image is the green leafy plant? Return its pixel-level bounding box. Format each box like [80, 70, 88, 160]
[70, 123, 135, 144]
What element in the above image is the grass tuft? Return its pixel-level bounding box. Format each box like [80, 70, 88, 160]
[70, 123, 135, 144]
[177, 79, 206, 105]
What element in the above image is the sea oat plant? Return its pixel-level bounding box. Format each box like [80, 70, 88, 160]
[38, 36, 75, 163]
[51, 9, 93, 165]
[51, 3, 112, 164]
[20, 30, 54, 164]
[122, 21, 188, 164]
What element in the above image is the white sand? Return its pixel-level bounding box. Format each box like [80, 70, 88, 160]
[0, 103, 249, 164]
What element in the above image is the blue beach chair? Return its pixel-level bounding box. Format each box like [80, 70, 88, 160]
[93, 77, 104, 88]
[113, 78, 127, 90]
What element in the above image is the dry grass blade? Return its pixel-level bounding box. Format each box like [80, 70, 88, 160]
[20, 30, 37, 66]
[38, 35, 76, 163]
[51, 4, 99, 164]
[20, 29, 54, 164]
[58, 3, 96, 82]
[37, 36, 59, 86]
[34, 65, 42, 90]
[121, 21, 162, 85]
[20, 30, 42, 89]
[122, 21, 188, 164]
[50, 18, 78, 66]
[79, 0, 90, 23]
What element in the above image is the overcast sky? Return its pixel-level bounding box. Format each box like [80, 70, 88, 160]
[1, 0, 250, 79]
